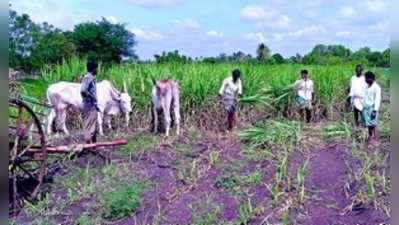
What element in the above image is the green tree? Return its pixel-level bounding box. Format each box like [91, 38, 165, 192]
[30, 31, 76, 69]
[381, 48, 390, 67]
[256, 43, 270, 62]
[71, 18, 137, 63]
[272, 53, 284, 64]
[367, 51, 383, 67]
[9, 8, 41, 71]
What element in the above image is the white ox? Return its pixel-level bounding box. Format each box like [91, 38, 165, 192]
[151, 79, 180, 136]
[46, 80, 132, 136]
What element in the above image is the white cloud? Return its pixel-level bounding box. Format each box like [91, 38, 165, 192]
[336, 31, 351, 38]
[256, 15, 291, 29]
[11, 0, 96, 30]
[174, 18, 200, 29]
[340, 6, 356, 18]
[273, 33, 283, 41]
[288, 25, 325, 38]
[105, 16, 118, 24]
[369, 20, 389, 32]
[127, 0, 183, 8]
[206, 30, 223, 37]
[240, 5, 270, 21]
[245, 32, 266, 43]
[365, 0, 388, 14]
[130, 28, 164, 41]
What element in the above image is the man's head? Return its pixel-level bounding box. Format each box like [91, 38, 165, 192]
[355, 64, 363, 76]
[232, 68, 241, 82]
[87, 60, 98, 75]
[300, 69, 309, 80]
[365, 71, 375, 86]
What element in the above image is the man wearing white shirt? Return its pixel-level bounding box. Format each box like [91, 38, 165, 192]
[293, 70, 314, 123]
[348, 64, 366, 126]
[362, 71, 381, 141]
[219, 69, 242, 130]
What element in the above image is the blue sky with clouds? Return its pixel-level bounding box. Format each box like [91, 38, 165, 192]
[10, 0, 390, 59]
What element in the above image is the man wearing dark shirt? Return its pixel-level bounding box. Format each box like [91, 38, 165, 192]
[81, 60, 99, 143]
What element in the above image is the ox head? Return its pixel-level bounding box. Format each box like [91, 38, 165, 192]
[119, 80, 132, 113]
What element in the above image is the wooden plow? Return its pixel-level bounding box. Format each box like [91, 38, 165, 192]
[9, 96, 127, 216]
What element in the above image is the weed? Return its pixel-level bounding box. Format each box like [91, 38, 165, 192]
[282, 208, 289, 225]
[323, 121, 353, 139]
[75, 215, 92, 225]
[57, 164, 95, 202]
[24, 193, 50, 215]
[189, 195, 221, 225]
[208, 150, 220, 167]
[264, 183, 284, 206]
[239, 120, 301, 151]
[364, 173, 376, 200]
[119, 133, 157, 156]
[296, 158, 309, 204]
[100, 182, 146, 220]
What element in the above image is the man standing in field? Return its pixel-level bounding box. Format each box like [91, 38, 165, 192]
[362, 71, 381, 143]
[219, 68, 242, 131]
[348, 64, 366, 126]
[80, 60, 99, 143]
[293, 70, 314, 123]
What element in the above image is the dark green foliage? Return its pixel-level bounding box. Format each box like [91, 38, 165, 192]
[71, 18, 137, 64]
[154, 50, 192, 63]
[100, 182, 145, 220]
[256, 43, 271, 61]
[9, 6, 137, 72]
[272, 53, 285, 64]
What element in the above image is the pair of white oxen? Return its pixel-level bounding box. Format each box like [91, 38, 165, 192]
[46, 79, 180, 137]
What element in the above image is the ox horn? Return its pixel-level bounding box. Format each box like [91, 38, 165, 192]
[123, 80, 128, 93]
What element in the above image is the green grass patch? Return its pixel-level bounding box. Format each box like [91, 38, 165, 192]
[56, 164, 96, 202]
[239, 120, 301, 151]
[119, 133, 157, 156]
[100, 182, 146, 220]
[323, 121, 353, 139]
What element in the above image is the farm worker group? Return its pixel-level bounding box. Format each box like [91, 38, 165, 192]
[348, 65, 381, 141]
[76, 59, 381, 144]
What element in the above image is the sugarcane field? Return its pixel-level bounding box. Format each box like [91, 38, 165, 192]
[9, 1, 390, 225]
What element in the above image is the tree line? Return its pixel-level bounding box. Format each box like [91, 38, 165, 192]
[9, 7, 390, 73]
[9, 7, 137, 73]
[157, 43, 389, 67]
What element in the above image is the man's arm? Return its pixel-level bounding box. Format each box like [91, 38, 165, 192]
[219, 78, 227, 96]
[238, 79, 242, 96]
[374, 85, 381, 111]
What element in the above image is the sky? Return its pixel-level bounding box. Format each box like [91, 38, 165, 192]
[10, 0, 390, 60]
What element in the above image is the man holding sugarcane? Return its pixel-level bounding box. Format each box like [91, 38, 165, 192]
[292, 70, 314, 123]
[219, 68, 242, 131]
[348, 64, 366, 126]
[80, 60, 99, 143]
[362, 71, 381, 143]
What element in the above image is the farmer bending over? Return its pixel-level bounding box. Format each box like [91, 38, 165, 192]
[219, 68, 242, 131]
[348, 64, 366, 126]
[293, 70, 314, 123]
[362, 71, 381, 142]
[80, 60, 99, 143]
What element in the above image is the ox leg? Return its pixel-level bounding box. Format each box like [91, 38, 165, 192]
[97, 112, 104, 136]
[106, 116, 112, 130]
[163, 103, 171, 137]
[125, 113, 130, 129]
[173, 97, 181, 135]
[47, 109, 56, 135]
[59, 110, 69, 135]
[152, 105, 158, 134]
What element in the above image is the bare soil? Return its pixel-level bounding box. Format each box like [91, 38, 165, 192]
[12, 122, 390, 225]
